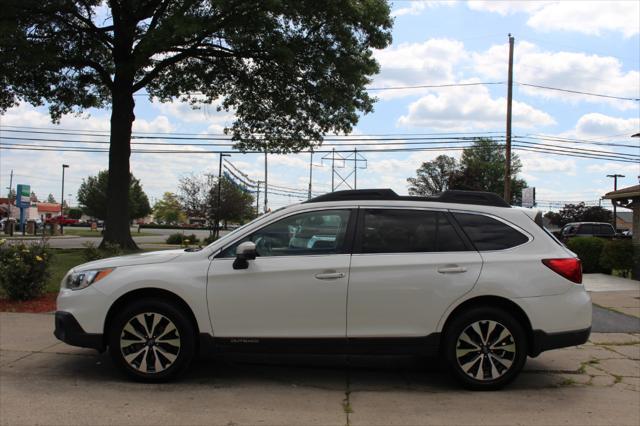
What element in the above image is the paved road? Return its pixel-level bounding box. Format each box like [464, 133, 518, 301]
[1, 312, 638, 426]
[3, 227, 231, 249]
[593, 305, 640, 332]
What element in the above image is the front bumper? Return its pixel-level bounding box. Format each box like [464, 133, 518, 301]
[54, 311, 105, 352]
[529, 327, 591, 357]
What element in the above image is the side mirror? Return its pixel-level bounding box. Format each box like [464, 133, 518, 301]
[233, 241, 257, 270]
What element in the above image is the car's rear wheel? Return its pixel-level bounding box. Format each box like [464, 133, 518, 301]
[444, 306, 527, 390]
[108, 298, 195, 382]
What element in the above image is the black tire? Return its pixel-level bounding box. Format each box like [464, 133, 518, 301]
[443, 306, 527, 391]
[108, 298, 196, 382]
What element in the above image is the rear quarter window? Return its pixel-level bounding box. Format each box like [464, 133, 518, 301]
[453, 213, 529, 251]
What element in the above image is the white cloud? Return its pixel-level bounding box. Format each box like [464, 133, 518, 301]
[397, 82, 555, 130]
[527, 1, 640, 38]
[392, 0, 457, 17]
[572, 113, 640, 139]
[467, 1, 551, 15]
[586, 162, 640, 175]
[372, 38, 468, 99]
[472, 41, 640, 110]
[519, 153, 577, 176]
[468, 1, 640, 37]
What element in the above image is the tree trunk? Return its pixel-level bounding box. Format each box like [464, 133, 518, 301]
[102, 78, 137, 250]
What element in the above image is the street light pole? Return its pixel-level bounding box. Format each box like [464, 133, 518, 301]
[61, 164, 69, 235]
[606, 174, 625, 231]
[216, 153, 231, 238]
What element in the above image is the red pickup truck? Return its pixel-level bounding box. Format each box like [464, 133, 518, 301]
[45, 216, 79, 225]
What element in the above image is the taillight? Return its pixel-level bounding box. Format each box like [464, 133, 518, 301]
[542, 258, 582, 284]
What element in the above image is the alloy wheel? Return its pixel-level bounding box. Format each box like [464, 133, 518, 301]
[120, 312, 181, 374]
[455, 320, 516, 381]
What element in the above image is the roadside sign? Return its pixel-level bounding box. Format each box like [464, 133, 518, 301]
[522, 187, 536, 208]
[16, 184, 30, 208]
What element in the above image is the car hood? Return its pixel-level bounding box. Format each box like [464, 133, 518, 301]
[74, 249, 185, 271]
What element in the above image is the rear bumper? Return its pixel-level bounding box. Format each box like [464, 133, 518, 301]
[529, 327, 591, 357]
[54, 311, 105, 352]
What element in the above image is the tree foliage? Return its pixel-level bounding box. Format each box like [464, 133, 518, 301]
[46, 193, 56, 203]
[406, 139, 527, 203]
[177, 174, 254, 232]
[407, 155, 458, 196]
[77, 170, 151, 221]
[544, 203, 612, 227]
[1, 0, 393, 248]
[153, 192, 187, 225]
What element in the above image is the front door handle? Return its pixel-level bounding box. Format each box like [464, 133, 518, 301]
[315, 272, 346, 280]
[437, 265, 467, 274]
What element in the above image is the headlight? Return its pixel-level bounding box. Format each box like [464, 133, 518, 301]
[64, 268, 114, 291]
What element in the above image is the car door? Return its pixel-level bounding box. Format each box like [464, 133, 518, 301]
[207, 208, 355, 338]
[347, 208, 482, 338]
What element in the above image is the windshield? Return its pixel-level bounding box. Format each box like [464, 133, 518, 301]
[204, 207, 288, 250]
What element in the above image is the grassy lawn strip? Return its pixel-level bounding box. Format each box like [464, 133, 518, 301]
[63, 228, 154, 237]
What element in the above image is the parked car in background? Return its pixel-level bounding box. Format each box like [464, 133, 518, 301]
[46, 216, 80, 226]
[560, 222, 616, 241]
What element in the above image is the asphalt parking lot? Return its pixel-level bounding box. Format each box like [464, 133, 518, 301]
[1, 312, 639, 426]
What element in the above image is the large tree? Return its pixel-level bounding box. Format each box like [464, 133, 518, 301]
[449, 138, 527, 203]
[407, 155, 458, 196]
[406, 139, 528, 203]
[177, 173, 254, 235]
[1, 0, 393, 248]
[77, 170, 151, 221]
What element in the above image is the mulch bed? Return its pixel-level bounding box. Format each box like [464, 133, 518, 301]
[0, 292, 57, 313]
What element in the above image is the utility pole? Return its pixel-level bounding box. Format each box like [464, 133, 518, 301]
[264, 151, 268, 213]
[255, 181, 262, 215]
[308, 149, 314, 200]
[504, 33, 515, 204]
[60, 164, 69, 235]
[331, 148, 335, 192]
[6, 169, 13, 200]
[215, 153, 231, 238]
[354, 148, 358, 189]
[607, 174, 625, 231]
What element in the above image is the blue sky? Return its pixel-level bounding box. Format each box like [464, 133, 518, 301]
[0, 0, 638, 211]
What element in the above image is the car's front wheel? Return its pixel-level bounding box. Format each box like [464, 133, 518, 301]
[108, 298, 196, 381]
[444, 306, 527, 390]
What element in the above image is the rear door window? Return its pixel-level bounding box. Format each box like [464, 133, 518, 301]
[359, 209, 469, 254]
[577, 224, 593, 235]
[453, 213, 529, 251]
[599, 224, 614, 235]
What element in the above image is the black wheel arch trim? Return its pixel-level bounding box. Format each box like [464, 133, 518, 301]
[529, 327, 591, 357]
[54, 311, 105, 352]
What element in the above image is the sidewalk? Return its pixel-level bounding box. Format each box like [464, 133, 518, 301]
[584, 273, 640, 319]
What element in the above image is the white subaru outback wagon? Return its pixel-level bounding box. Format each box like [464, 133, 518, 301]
[55, 189, 591, 390]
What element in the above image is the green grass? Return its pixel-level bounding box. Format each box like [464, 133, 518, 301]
[63, 228, 154, 237]
[46, 249, 87, 293]
[1, 247, 175, 299]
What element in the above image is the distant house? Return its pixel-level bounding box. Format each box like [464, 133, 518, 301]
[616, 211, 634, 231]
[37, 202, 62, 220]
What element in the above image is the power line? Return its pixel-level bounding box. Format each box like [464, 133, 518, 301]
[516, 82, 640, 102]
[2, 141, 638, 163]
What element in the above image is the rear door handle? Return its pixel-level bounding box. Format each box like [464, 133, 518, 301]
[437, 265, 467, 274]
[315, 272, 345, 280]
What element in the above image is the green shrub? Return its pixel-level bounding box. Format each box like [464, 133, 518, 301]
[0, 240, 52, 300]
[202, 235, 218, 245]
[82, 242, 123, 262]
[600, 239, 634, 276]
[566, 237, 606, 273]
[166, 233, 199, 245]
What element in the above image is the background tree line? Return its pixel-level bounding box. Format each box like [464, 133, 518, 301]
[407, 138, 528, 203]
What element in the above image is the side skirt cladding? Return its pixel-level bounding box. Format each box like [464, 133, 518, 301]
[198, 334, 441, 357]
